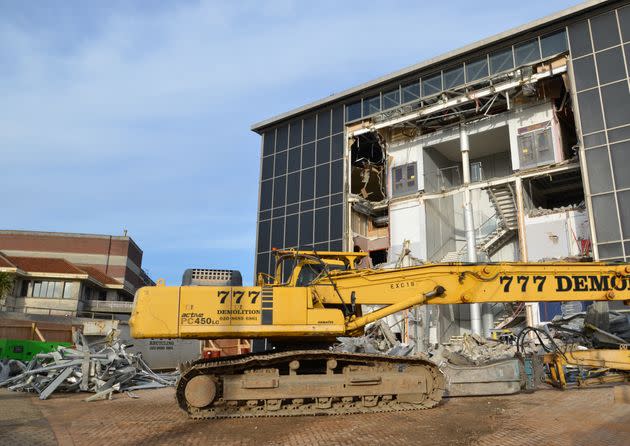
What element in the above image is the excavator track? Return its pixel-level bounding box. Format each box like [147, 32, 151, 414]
[176, 350, 445, 419]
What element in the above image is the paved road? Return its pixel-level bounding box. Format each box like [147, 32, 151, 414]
[1, 386, 629, 445]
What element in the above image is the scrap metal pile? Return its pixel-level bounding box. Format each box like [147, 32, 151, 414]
[0, 330, 178, 401]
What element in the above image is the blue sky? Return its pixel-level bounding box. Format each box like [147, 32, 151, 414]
[1, 0, 579, 285]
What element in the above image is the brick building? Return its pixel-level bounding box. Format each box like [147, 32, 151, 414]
[0, 230, 153, 318]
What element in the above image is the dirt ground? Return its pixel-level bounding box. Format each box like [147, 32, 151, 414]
[1, 385, 629, 446]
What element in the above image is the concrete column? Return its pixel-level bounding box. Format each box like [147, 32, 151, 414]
[515, 177, 539, 328]
[460, 124, 482, 336]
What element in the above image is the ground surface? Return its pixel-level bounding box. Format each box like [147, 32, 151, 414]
[0, 386, 629, 446]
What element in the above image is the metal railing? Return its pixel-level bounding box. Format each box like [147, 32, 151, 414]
[82, 300, 133, 313]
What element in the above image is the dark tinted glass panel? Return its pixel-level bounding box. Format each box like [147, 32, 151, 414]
[299, 211, 313, 245]
[271, 217, 285, 249]
[273, 176, 286, 207]
[275, 126, 288, 152]
[315, 197, 329, 209]
[274, 151, 287, 177]
[331, 193, 343, 205]
[573, 55, 598, 91]
[332, 106, 344, 133]
[598, 242, 623, 259]
[611, 141, 630, 189]
[601, 81, 630, 128]
[263, 130, 275, 156]
[466, 58, 488, 82]
[259, 210, 271, 221]
[583, 131, 606, 148]
[619, 190, 630, 239]
[314, 208, 329, 243]
[592, 193, 621, 242]
[272, 207, 285, 218]
[346, 101, 361, 122]
[585, 147, 613, 194]
[288, 147, 301, 172]
[316, 137, 330, 165]
[514, 39, 540, 66]
[443, 66, 464, 89]
[285, 214, 299, 248]
[330, 239, 343, 251]
[590, 11, 620, 51]
[402, 81, 420, 102]
[300, 200, 313, 211]
[262, 156, 274, 180]
[317, 110, 331, 138]
[608, 125, 630, 143]
[286, 172, 300, 204]
[286, 203, 299, 215]
[577, 89, 605, 134]
[258, 220, 270, 252]
[620, 6, 630, 42]
[302, 142, 315, 168]
[316, 163, 330, 197]
[260, 180, 273, 210]
[422, 74, 442, 96]
[314, 242, 329, 251]
[625, 45, 630, 80]
[289, 120, 302, 148]
[541, 30, 568, 58]
[331, 159, 344, 194]
[383, 88, 400, 109]
[303, 116, 316, 143]
[596, 46, 626, 84]
[330, 204, 343, 240]
[331, 134, 344, 160]
[257, 252, 270, 275]
[490, 48, 514, 74]
[301, 168, 314, 201]
[569, 20, 593, 57]
[363, 95, 381, 116]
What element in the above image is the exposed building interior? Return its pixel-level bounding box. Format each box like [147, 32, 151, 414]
[345, 52, 589, 345]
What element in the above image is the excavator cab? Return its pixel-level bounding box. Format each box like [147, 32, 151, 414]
[256, 250, 367, 287]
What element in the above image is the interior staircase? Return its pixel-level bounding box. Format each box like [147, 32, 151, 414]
[440, 182, 519, 262]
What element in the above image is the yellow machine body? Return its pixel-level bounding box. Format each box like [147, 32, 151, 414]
[130, 250, 630, 340]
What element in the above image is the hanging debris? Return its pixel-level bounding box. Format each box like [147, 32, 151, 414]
[0, 330, 178, 400]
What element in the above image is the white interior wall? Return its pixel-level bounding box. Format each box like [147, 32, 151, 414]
[525, 210, 590, 260]
[388, 139, 424, 192]
[388, 199, 427, 261]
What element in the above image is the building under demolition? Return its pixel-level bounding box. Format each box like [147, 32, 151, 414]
[252, 1, 630, 346]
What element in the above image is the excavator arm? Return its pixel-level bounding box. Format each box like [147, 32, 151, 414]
[130, 253, 630, 340]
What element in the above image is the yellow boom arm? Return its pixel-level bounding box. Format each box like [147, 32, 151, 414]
[129, 252, 630, 340]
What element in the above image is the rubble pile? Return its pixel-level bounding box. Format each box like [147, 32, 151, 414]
[0, 331, 178, 401]
[435, 333, 517, 366]
[334, 320, 415, 356]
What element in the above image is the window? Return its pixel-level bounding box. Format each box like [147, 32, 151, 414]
[363, 95, 381, 116]
[466, 58, 489, 83]
[63, 282, 77, 299]
[517, 122, 554, 169]
[541, 30, 568, 58]
[392, 162, 418, 197]
[443, 66, 464, 89]
[471, 162, 483, 182]
[514, 39, 541, 66]
[382, 88, 400, 109]
[490, 48, 514, 74]
[346, 101, 361, 122]
[402, 82, 420, 103]
[422, 74, 442, 97]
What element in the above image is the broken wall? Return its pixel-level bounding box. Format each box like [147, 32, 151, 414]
[525, 209, 590, 260]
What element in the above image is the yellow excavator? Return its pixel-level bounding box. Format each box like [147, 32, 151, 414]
[129, 250, 630, 418]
